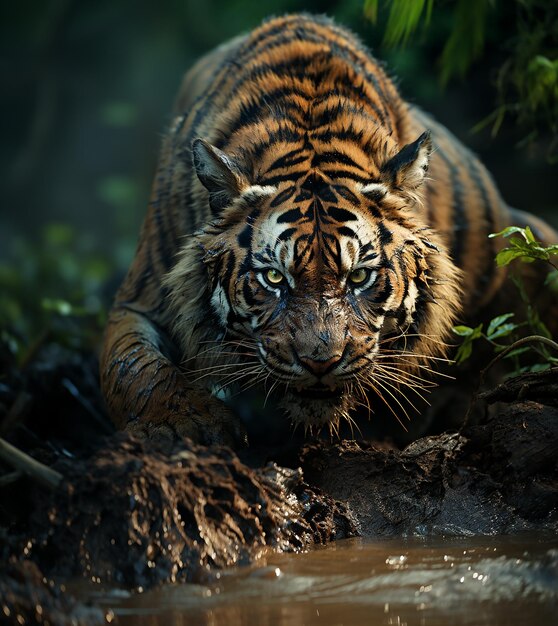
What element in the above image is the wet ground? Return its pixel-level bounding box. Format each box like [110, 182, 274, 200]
[1, 342, 558, 625]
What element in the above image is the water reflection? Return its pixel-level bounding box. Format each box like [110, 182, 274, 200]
[92, 535, 558, 626]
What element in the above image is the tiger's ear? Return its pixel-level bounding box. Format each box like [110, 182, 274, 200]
[381, 131, 432, 190]
[192, 138, 250, 212]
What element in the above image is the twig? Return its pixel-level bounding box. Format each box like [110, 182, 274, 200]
[479, 335, 558, 388]
[0, 438, 63, 490]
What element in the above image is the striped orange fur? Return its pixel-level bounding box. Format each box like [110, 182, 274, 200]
[100, 14, 557, 445]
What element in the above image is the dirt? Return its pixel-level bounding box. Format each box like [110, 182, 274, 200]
[300, 402, 558, 536]
[0, 558, 110, 626]
[1, 341, 557, 625]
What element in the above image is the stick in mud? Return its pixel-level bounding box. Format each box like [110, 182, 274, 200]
[0, 437, 63, 490]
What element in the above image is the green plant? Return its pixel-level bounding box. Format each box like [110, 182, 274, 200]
[0, 224, 114, 364]
[364, 0, 558, 157]
[452, 226, 558, 372]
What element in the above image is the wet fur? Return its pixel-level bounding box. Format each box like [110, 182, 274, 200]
[100, 14, 557, 443]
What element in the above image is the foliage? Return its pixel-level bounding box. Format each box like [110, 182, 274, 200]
[0, 224, 114, 364]
[365, 0, 558, 157]
[489, 225, 558, 269]
[453, 226, 558, 371]
[364, 0, 487, 80]
[364, 0, 435, 47]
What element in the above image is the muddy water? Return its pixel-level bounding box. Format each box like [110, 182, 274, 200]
[92, 534, 558, 626]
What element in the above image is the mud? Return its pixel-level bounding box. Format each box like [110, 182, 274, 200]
[16, 436, 355, 587]
[0, 558, 110, 626]
[1, 342, 557, 625]
[300, 402, 558, 536]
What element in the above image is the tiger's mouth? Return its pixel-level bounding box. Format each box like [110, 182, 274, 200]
[290, 384, 344, 400]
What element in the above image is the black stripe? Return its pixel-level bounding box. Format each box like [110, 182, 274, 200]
[266, 153, 309, 178]
[329, 206, 358, 222]
[278, 227, 297, 241]
[369, 276, 393, 303]
[338, 226, 356, 237]
[312, 127, 365, 144]
[436, 148, 468, 268]
[316, 168, 371, 185]
[269, 185, 296, 208]
[277, 208, 303, 223]
[377, 221, 393, 245]
[262, 171, 306, 187]
[334, 185, 360, 205]
[237, 223, 252, 248]
[242, 276, 258, 306]
[313, 149, 362, 169]
[228, 87, 312, 132]
[467, 156, 497, 289]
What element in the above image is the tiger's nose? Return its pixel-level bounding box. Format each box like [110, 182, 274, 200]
[299, 354, 343, 376]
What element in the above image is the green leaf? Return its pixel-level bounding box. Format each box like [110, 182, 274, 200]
[363, 0, 378, 21]
[440, 0, 490, 83]
[0, 329, 21, 358]
[470, 324, 484, 339]
[454, 339, 473, 364]
[503, 346, 531, 359]
[489, 226, 530, 240]
[495, 248, 532, 267]
[486, 313, 515, 338]
[364, 0, 434, 47]
[524, 363, 551, 373]
[487, 323, 518, 341]
[453, 323, 483, 364]
[452, 325, 474, 337]
[524, 226, 536, 244]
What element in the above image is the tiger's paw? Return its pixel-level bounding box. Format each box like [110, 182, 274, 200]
[125, 399, 248, 449]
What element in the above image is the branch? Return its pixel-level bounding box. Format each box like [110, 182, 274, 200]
[0, 438, 63, 490]
[480, 335, 558, 386]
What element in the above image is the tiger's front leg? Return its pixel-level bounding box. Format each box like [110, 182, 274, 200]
[100, 306, 248, 447]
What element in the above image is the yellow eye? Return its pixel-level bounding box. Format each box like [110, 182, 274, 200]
[264, 268, 286, 286]
[348, 268, 370, 285]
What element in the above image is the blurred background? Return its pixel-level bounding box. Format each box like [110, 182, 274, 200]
[1, 0, 557, 352]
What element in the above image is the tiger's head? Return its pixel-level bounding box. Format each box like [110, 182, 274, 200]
[165, 131, 462, 432]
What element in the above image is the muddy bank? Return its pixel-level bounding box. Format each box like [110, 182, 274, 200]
[12, 436, 355, 587]
[301, 403, 558, 536]
[0, 434, 355, 625]
[1, 342, 557, 623]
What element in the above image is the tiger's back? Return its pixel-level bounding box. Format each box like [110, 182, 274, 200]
[101, 14, 557, 445]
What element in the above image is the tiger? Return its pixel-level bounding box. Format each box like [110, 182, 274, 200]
[100, 13, 557, 447]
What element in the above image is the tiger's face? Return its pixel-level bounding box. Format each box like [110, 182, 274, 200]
[166, 133, 461, 431]
[215, 176, 437, 427]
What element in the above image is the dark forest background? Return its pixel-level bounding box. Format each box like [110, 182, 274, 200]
[1, 0, 557, 351]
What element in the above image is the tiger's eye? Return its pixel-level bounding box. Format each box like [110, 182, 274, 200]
[264, 268, 285, 285]
[348, 268, 369, 285]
